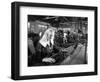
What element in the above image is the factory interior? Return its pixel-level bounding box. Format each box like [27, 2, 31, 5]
[28, 15, 88, 66]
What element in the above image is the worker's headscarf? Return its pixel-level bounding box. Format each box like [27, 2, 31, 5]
[39, 27, 56, 47]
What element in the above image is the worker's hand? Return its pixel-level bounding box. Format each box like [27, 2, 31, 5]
[42, 57, 56, 63]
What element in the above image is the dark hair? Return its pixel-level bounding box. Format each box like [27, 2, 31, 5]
[67, 31, 70, 35]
